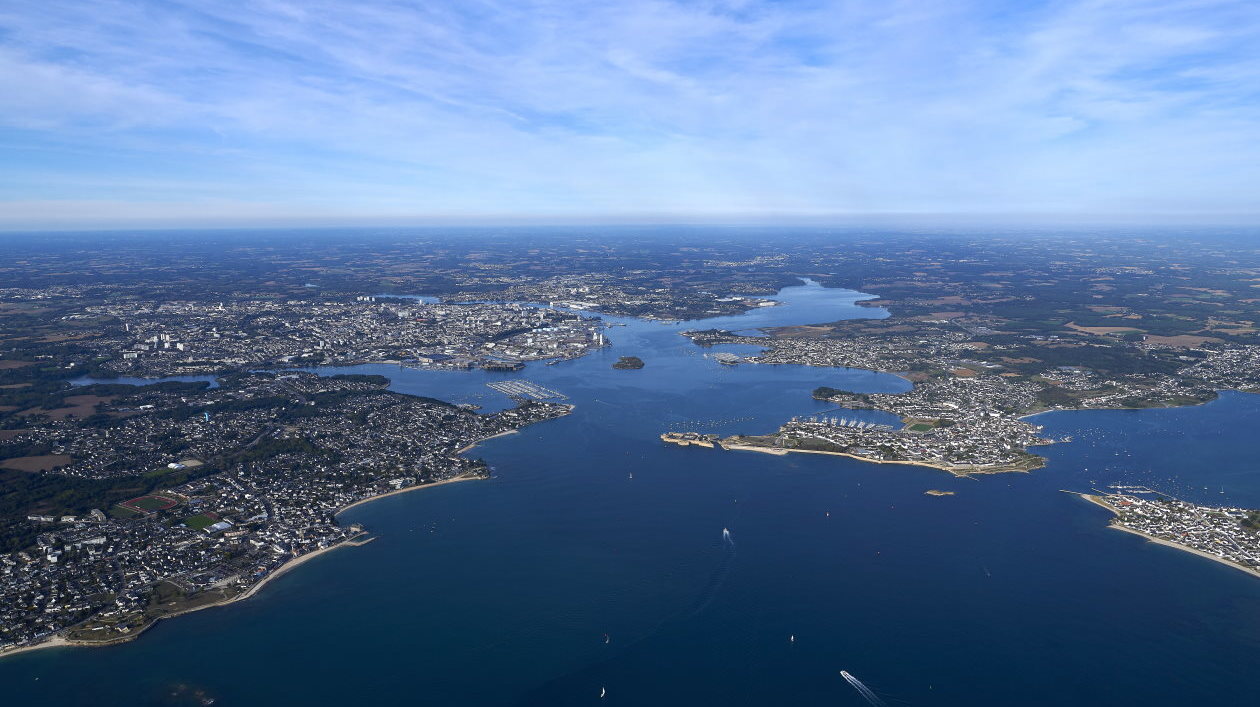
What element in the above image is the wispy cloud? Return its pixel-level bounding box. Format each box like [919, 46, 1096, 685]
[1, 0, 1257, 228]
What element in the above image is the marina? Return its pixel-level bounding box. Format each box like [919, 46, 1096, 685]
[791, 414, 896, 431]
[486, 379, 568, 401]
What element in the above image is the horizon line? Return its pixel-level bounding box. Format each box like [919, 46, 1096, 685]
[3, 211, 1259, 234]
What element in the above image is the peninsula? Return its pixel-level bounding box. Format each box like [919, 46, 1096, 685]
[1076, 489, 1260, 580]
[0, 372, 571, 656]
[661, 429, 1044, 476]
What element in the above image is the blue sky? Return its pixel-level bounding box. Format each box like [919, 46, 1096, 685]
[1, 0, 1258, 229]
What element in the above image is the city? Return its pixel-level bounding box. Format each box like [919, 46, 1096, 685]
[84, 297, 607, 376]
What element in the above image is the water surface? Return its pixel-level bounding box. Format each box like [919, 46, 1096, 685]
[5, 280, 1259, 706]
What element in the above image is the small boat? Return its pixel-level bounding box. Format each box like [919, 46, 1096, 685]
[600, 687, 606, 699]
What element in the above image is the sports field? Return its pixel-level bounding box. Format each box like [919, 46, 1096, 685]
[120, 494, 180, 514]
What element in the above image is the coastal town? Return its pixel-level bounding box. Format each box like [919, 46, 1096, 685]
[663, 408, 1048, 475]
[1081, 489, 1260, 578]
[81, 297, 608, 377]
[8, 0, 1260, 699]
[669, 325, 1260, 473]
[442, 273, 782, 321]
[6, 230, 1260, 658]
[0, 372, 570, 653]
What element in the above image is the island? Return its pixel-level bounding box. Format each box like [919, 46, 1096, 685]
[612, 356, 645, 370]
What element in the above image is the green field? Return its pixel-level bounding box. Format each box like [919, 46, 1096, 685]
[182, 514, 218, 531]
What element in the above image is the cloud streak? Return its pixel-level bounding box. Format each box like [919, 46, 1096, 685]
[1, 0, 1258, 228]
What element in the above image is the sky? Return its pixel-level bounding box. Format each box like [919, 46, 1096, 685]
[1, 0, 1258, 229]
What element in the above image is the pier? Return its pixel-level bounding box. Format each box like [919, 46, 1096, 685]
[790, 415, 895, 431]
[486, 380, 568, 401]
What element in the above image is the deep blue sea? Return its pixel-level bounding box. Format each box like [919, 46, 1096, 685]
[5, 280, 1260, 706]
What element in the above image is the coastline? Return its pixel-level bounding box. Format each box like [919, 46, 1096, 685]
[716, 441, 1034, 476]
[1016, 388, 1260, 422]
[0, 536, 368, 660]
[224, 533, 377, 606]
[456, 429, 518, 455]
[658, 435, 715, 449]
[0, 472, 483, 661]
[335, 473, 479, 517]
[0, 635, 71, 659]
[1075, 493, 1260, 581]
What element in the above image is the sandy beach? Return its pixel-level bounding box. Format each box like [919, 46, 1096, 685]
[456, 429, 518, 455]
[335, 472, 479, 516]
[1107, 525, 1260, 580]
[0, 635, 70, 659]
[1077, 493, 1260, 581]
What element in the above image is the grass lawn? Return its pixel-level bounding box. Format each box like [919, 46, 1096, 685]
[183, 513, 218, 531]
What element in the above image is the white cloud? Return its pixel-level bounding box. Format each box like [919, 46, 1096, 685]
[0, 0, 1257, 227]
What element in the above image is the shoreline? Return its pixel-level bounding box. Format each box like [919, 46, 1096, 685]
[0, 471, 484, 661]
[715, 441, 1034, 476]
[0, 634, 71, 659]
[1075, 493, 1260, 581]
[336, 473, 480, 517]
[0, 536, 368, 660]
[226, 532, 376, 605]
[455, 429, 518, 455]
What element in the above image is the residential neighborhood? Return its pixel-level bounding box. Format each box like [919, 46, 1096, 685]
[0, 372, 570, 652]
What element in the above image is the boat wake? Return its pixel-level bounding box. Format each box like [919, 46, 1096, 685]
[840, 670, 887, 707]
[687, 528, 737, 617]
